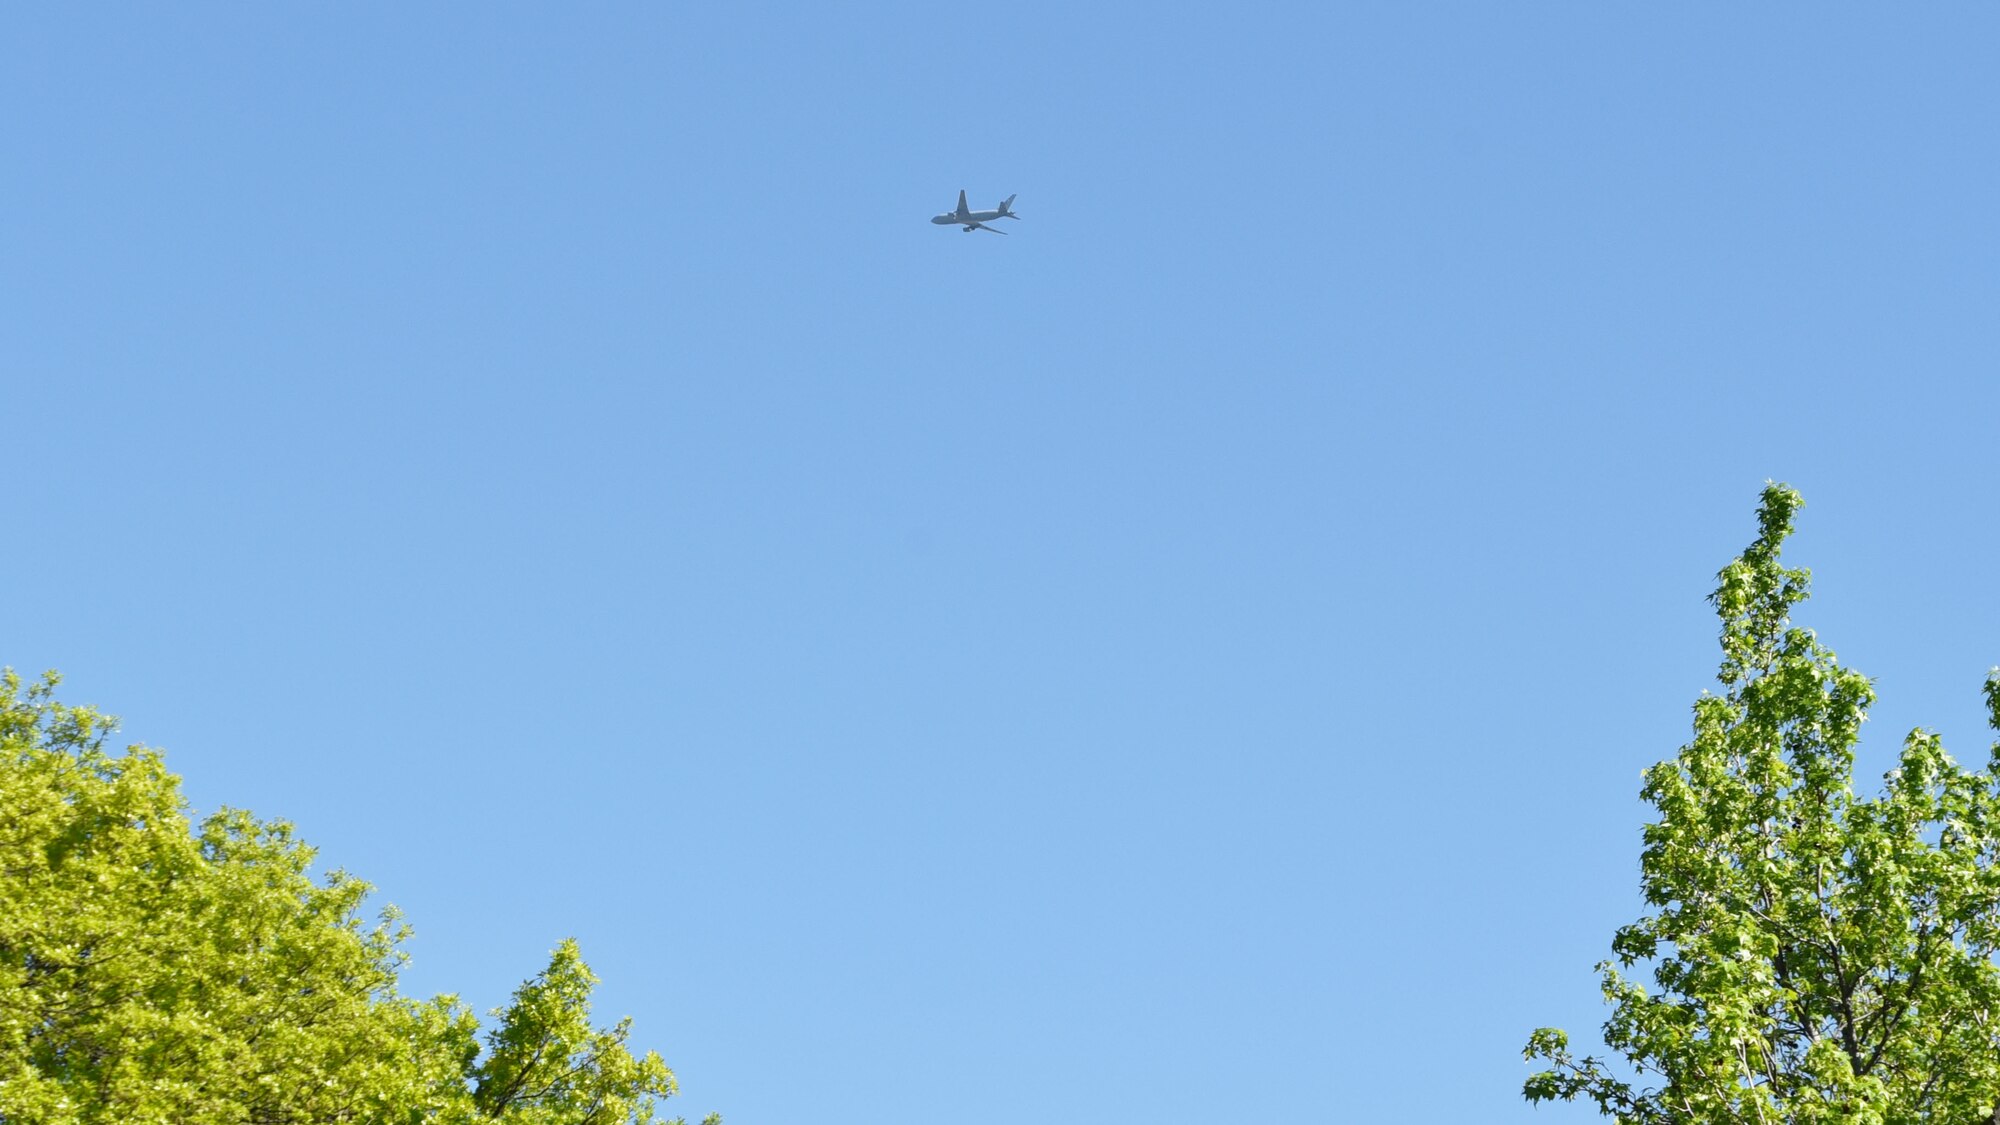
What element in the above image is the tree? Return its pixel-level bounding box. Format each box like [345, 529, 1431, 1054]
[1524, 484, 2000, 1123]
[0, 669, 717, 1125]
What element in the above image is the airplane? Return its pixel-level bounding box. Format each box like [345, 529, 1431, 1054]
[931, 190, 1021, 234]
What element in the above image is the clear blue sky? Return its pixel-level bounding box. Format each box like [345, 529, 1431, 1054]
[6, 5, 1997, 1121]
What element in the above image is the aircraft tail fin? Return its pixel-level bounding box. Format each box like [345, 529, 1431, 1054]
[998, 193, 1019, 217]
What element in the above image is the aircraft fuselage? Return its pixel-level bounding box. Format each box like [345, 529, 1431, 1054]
[931, 209, 1008, 225]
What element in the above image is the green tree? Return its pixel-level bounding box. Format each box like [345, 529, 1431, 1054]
[0, 670, 716, 1125]
[1525, 484, 2000, 1123]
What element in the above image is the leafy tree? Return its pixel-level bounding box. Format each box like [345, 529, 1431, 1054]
[0, 669, 716, 1125]
[1524, 484, 2000, 1123]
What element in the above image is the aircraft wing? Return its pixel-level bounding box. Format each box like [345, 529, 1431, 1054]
[968, 220, 1006, 234]
[956, 189, 970, 219]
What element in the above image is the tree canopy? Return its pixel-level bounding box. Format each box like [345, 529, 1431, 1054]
[0, 670, 715, 1125]
[1525, 484, 2000, 1123]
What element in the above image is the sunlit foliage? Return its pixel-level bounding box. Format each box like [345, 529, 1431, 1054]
[0, 670, 715, 1125]
[1526, 485, 2000, 1123]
